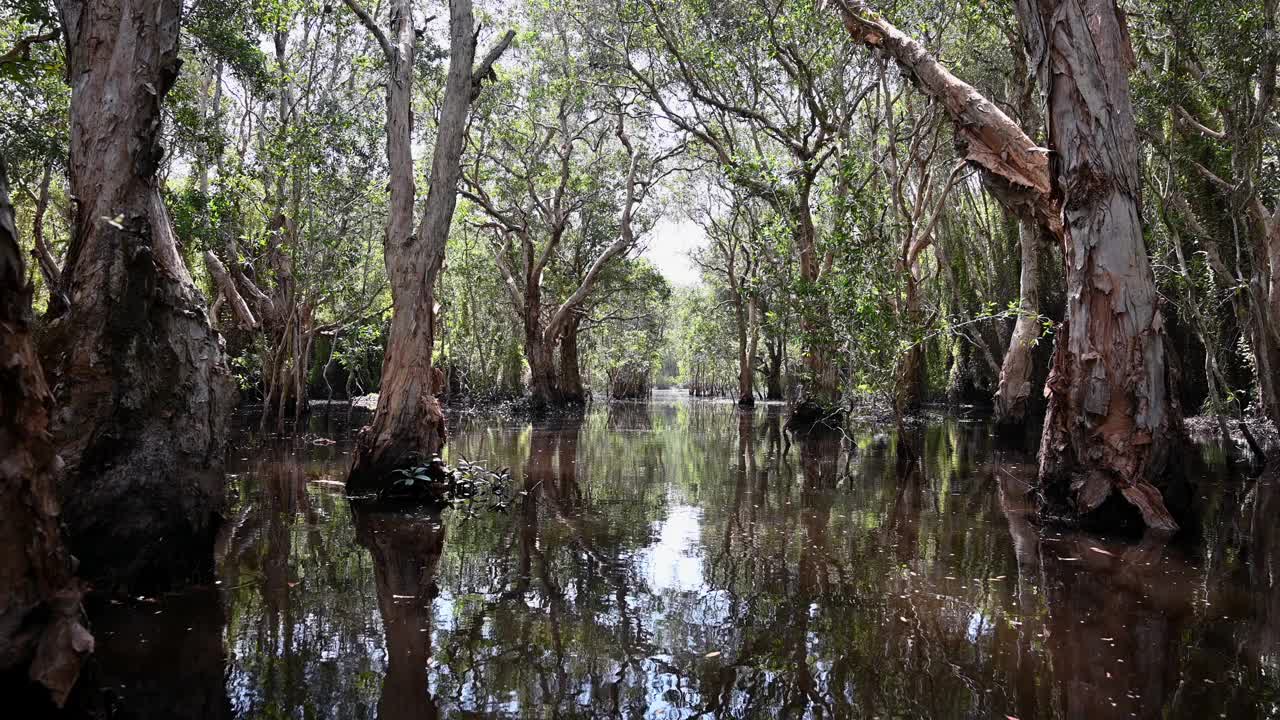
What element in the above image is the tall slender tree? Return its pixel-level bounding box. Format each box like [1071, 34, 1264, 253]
[343, 0, 512, 489]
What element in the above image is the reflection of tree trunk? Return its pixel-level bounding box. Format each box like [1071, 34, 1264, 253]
[1036, 533, 1186, 720]
[1244, 471, 1280, 660]
[352, 506, 445, 720]
[997, 458, 1049, 720]
[49, 0, 235, 591]
[0, 157, 90, 707]
[888, 430, 924, 561]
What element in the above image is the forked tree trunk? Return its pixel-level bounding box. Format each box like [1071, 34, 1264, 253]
[345, 0, 510, 489]
[0, 158, 92, 708]
[49, 0, 235, 590]
[994, 217, 1042, 425]
[1017, 0, 1182, 530]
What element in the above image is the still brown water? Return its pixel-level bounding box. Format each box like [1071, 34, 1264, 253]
[81, 393, 1279, 719]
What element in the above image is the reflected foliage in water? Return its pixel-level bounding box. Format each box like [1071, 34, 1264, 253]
[87, 396, 1280, 719]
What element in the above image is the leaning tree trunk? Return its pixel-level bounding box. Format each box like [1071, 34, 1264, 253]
[347, 0, 510, 489]
[48, 0, 235, 591]
[0, 158, 92, 708]
[1017, 0, 1182, 531]
[833, 0, 1180, 529]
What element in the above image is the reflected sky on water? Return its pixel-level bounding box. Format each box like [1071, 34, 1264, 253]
[82, 392, 1280, 719]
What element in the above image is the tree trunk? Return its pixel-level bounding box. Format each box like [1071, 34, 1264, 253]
[833, 0, 1181, 529]
[558, 315, 584, 404]
[526, 324, 561, 409]
[0, 158, 92, 708]
[48, 0, 235, 590]
[894, 264, 925, 416]
[744, 297, 760, 404]
[994, 217, 1042, 424]
[1017, 0, 1182, 531]
[347, 0, 509, 489]
[734, 295, 754, 406]
[792, 184, 839, 418]
[765, 337, 784, 400]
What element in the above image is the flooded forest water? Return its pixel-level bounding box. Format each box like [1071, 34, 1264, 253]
[81, 392, 1279, 719]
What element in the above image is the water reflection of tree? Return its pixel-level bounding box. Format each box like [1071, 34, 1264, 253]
[217, 442, 383, 719]
[352, 505, 445, 720]
[86, 406, 1280, 718]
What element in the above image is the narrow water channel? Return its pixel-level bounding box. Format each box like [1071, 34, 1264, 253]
[83, 392, 1279, 719]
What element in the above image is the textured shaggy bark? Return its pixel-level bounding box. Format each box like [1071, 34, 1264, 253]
[344, 0, 511, 490]
[835, 0, 1181, 529]
[0, 158, 92, 708]
[1017, 0, 1183, 531]
[831, 0, 1062, 238]
[47, 0, 235, 591]
[558, 315, 585, 404]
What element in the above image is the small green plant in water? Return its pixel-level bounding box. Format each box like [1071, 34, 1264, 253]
[380, 457, 512, 512]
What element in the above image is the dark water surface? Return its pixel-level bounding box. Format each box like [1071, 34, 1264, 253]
[85, 393, 1279, 719]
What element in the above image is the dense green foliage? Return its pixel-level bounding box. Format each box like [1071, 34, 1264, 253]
[2, 0, 1276, 419]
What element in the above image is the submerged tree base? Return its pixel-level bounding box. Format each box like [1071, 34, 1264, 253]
[1033, 458, 1195, 536]
[786, 400, 844, 430]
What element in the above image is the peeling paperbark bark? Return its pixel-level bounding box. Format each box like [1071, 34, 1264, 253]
[1017, 0, 1182, 531]
[0, 158, 92, 708]
[831, 0, 1062, 239]
[834, 0, 1181, 529]
[833, 0, 1062, 422]
[346, 0, 447, 489]
[48, 0, 235, 589]
[345, 0, 512, 489]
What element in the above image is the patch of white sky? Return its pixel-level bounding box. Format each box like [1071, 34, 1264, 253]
[643, 216, 705, 288]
